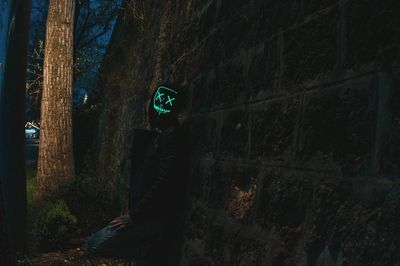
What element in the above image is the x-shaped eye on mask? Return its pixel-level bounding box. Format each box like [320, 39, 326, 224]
[166, 95, 175, 106]
[155, 91, 164, 102]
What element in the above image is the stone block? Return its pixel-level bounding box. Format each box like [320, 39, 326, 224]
[210, 59, 247, 108]
[298, 78, 376, 176]
[184, 202, 210, 241]
[219, 110, 249, 158]
[281, 7, 338, 92]
[229, 234, 266, 266]
[214, 16, 254, 61]
[304, 0, 337, 16]
[249, 96, 301, 161]
[216, 0, 249, 21]
[197, 0, 218, 40]
[190, 73, 213, 112]
[246, 0, 304, 35]
[199, 30, 223, 72]
[189, 114, 218, 155]
[256, 168, 313, 228]
[203, 223, 229, 265]
[247, 40, 279, 101]
[380, 72, 400, 177]
[192, 160, 234, 210]
[344, 0, 400, 69]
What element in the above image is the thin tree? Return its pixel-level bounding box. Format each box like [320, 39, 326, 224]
[0, 184, 11, 265]
[0, 0, 31, 258]
[37, 0, 76, 198]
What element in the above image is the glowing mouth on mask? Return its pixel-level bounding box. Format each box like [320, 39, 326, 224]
[153, 104, 171, 115]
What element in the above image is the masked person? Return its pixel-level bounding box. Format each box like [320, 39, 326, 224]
[85, 82, 188, 265]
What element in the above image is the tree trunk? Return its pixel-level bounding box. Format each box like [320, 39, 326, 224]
[0, 181, 11, 265]
[37, 0, 76, 197]
[1, 0, 31, 261]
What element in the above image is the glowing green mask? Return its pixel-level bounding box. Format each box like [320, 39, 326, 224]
[153, 86, 177, 115]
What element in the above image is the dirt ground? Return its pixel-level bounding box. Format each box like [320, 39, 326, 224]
[26, 237, 132, 266]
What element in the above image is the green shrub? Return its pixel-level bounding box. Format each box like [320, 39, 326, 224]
[15, 252, 33, 266]
[54, 173, 122, 234]
[33, 200, 78, 251]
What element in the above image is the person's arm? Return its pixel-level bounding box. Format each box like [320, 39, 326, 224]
[129, 128, 178, 222]
[109, 213, 131, 230]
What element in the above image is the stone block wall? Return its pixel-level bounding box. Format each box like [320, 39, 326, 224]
[95, 0, 400, 264]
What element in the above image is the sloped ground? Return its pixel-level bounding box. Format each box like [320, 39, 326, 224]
[27, 237, 131, 266]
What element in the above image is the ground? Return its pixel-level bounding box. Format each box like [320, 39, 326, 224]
[27, 237, 130, 266]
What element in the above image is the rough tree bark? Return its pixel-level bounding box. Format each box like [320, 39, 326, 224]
[37, 0, 76, 197]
